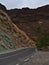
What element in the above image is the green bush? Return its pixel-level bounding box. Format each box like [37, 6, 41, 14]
[36, 32, 49, 49]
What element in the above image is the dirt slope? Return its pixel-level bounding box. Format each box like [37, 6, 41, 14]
[0, 10, 35, 51]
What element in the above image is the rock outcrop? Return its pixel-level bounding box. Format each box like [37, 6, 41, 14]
[0, 10, 35, 51]
[7, 5, 49, 40]
[0, 3, 6, 11]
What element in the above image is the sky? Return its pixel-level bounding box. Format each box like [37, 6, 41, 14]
[0, 0, 49, 9]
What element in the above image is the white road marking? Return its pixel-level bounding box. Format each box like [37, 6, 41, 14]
[24, 58, 30, 62]
[16, 63, 19, 65]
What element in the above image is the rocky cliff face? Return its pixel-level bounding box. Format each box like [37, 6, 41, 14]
[0, 10, 35, 51]
[7, 5, 49, 40]
[0, 3, 49, 42]
[7, 5, 49, 23]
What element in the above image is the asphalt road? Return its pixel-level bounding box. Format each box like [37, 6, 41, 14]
[0, 48, 36, 65]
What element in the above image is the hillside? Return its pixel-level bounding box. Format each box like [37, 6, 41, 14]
[0, 4, 49, 41]
[7, 5, 49, 41]
[0, 10, 35, 52]
[0, 4, 49, 50]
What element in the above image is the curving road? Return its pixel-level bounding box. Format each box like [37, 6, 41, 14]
[0, 48, 36, 65]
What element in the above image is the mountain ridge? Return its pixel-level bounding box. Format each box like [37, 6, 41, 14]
[5, 4, 49, 40]
[0, 3, 49, 47]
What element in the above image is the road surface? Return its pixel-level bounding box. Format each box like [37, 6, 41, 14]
[0, 48, 36, 65]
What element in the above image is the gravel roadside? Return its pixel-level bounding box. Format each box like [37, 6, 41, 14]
[23, 51, 49, 65]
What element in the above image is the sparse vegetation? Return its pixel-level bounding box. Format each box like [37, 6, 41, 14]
[36, 32, 49, 50]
